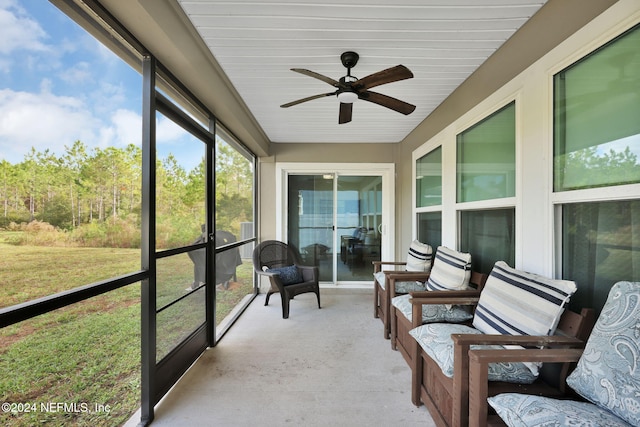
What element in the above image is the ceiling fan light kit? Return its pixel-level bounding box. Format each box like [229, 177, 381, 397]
[280, 51, 416, 124]
[337, 90, 358, 104]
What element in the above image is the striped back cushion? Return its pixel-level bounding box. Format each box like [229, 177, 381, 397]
[405, 240, 433, 272]
[426, 246, 472, 291]
[473, 261, 577, 337]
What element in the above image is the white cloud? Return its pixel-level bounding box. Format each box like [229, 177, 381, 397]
[156, 116, 187, 144]
[0, 2, 48, 55]
[0, 86, 200, 164]
[109, 109, 141, 147]
[59, 61, 93, 86]
[0, 88, 100, 161]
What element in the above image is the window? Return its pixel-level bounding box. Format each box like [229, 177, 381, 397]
[455, 103, 516, 273]
[459, 209, 515, 274]
[416, 147, 442, 207]
[415, 147, 442, 248]
[561, 201, 640, 315]
[0, 2, 144, 425]
[417, 212, 442, 249]
[555, 24, 640, 313]
[457, 102, 515, 203]
[553, 24, 640, 192]
[214, 126, 256, 338]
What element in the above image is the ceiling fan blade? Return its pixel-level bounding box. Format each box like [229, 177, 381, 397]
[291, 68, 339, 86]
[280, 92, 335, 108]
[359, 91, 416, 115]
[355, 65, 413, 90]
[338, 103, 353, 124]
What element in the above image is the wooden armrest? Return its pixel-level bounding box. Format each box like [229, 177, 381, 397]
[467, 348, 584, 427]
[410, 289, 481, 300]
[410, 290, 481, 306]
[410, 291, 481, 326]
[452, 333, 584, 348]
[386, 271, 431, 280]
[373, 260, 407, 273]
[373, 261, 406, 267]
[386, 272, 431, 297]
[469, 347, 584, 365]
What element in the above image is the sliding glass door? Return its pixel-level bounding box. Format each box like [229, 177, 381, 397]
[282, 165, 393, 285]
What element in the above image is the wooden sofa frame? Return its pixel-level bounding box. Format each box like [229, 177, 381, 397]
[372, 260, 433, 339]
[389, 271, 488, 367]
[410, 304, 595, 427]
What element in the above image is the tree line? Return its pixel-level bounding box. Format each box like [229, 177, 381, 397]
[0, 140, 253, 248]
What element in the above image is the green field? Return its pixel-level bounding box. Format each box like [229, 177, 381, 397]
[0, 238, 254, 426]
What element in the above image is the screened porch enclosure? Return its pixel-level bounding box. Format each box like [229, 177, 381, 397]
[1, 1, 639, 427]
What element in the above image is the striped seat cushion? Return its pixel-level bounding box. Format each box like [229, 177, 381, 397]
[426, 246, 472, 291]
[405, 240, 433, 272]
[472, 261, 577, 375]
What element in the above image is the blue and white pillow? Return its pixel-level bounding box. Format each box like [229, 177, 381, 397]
[472, 261, 577, 375]
[265, 265, 302, 285]
[405, 240, 433, 272]
[426, 246, 472, 291]
[488, 393, 632, 427]
[565, 281, 640, 426]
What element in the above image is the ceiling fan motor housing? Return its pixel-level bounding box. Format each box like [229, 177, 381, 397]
[340, 51, 360, 70]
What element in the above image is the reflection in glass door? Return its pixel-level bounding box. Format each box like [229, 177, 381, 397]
[337, 176, 382, 281]
[287, 174, 383, 283]
[287, 175, 334, 281]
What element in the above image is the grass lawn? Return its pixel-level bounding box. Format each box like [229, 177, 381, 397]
[0, 238, 255, 426]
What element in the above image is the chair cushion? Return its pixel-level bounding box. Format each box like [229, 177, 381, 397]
[488, 393, 632, 427]
[265, 265, 302, 285]
[392, 294, 473, 324]
[426, 246, 472, 291]
[565, 281, 640, 426]
[374, 272, 428, 293]
[409, 323, 537, 383]
[405, 240, 433, 272]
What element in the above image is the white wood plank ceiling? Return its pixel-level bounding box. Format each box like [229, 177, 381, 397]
[176, 0, 547, 143]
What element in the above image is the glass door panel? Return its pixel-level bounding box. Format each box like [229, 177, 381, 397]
[337, 176, 382, 281]
[214, 128, 257, 340]
[153, 108, 208, 397]
[287, 175, 334, 281]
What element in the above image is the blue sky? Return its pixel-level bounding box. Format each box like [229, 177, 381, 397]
[0, 0, 203, 170]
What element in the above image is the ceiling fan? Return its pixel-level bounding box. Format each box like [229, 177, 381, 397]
[280, 51, 416, 124]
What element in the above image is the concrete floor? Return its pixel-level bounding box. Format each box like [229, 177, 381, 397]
[124, 288, 435, 426]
